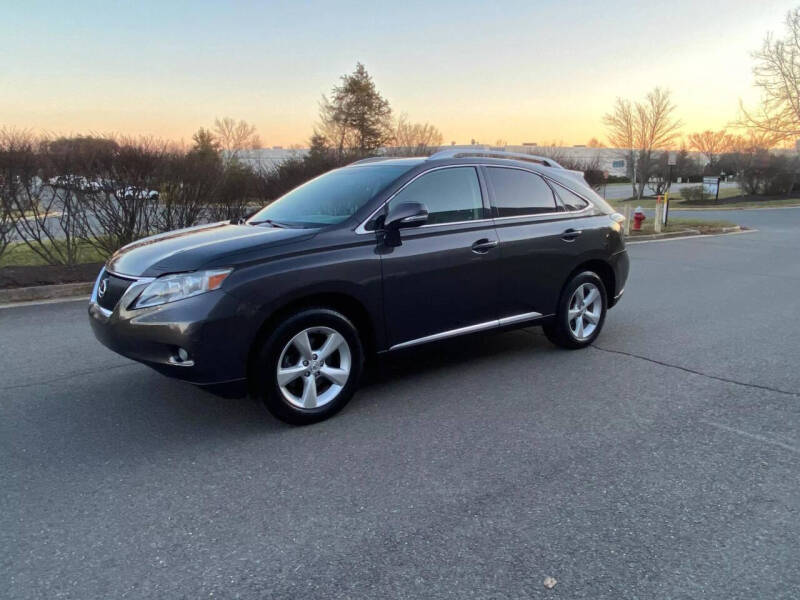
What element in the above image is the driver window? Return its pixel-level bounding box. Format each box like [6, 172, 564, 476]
[389, 167, 485, 225]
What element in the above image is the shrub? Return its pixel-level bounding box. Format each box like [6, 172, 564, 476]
[605, 175, 630, 184]
[736, 151, 799, 195]
[679, 185, 705, 202]
[582, 168, 607, 189]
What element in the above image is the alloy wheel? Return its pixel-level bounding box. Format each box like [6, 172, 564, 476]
[277, 326, 352, 409]
[568, 282, 602, 341]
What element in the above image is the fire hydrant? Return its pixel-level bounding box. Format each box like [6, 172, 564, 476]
[632, 207, 646, 231]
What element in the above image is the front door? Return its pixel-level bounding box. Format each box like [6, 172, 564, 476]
[379, 166, 501, 349]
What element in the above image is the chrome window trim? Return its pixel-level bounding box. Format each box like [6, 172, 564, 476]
[355, 163, 489, 234]
[484, 165, 595, 220]
[491, 203, 592, 223]
[388, 311, 545, 351]
[355, 162, 599, 235]
[546, 177, 593, 213]
[417, 217, 494, 229]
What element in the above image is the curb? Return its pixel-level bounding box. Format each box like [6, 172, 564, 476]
[0, 281, 94, 305]
[613, 203, 800, 212]
[626, 225, 742, 242]
[655, 204, 800, 212]
[0, 223, 749, 305]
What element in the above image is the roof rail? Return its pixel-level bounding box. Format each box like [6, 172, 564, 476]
[427, 149, 566, 170]
[349, 157, 393, 165]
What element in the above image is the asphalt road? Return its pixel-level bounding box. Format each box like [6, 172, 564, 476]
[2, 208, 800, 599]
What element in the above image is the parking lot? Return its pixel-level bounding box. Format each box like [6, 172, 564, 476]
[2, 207, 799, 599]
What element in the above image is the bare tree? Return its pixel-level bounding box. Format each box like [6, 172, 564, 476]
[156, 149, 222, 231]
[727, 129, 783, 154]
[687, 130, 733, 167]
[205, 161, 257, 222]
[604, 88, 682, 200]
[0, 196, 12, 261]
[603, 98, 638, 198]
[73, 136, 168, 256]
[587, 137, 606, 148]
[0, 129, 84, 265]
[739, 8, 800, 142]
[213, 117, 260, 163]
[389, 114, 444, 156]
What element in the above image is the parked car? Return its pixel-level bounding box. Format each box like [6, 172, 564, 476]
[116, 186, 159, 200]
[89, 150, 629, 424]
[47, 175, 101, 191]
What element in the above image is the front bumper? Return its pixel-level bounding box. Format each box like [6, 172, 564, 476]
[88, 268, 251, 385]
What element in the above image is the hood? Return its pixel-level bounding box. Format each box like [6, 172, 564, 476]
[107, 221, 317, 277]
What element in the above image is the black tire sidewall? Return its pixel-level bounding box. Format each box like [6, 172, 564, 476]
[256, 308, 363, 424]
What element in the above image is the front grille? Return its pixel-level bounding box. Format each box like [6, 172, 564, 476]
[97, 273, 134, 311]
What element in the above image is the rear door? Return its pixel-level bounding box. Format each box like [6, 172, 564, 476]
[378, 166, 502, 348]
[484, 166, 582, 319]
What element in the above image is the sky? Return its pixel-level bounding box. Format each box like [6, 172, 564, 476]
[1, 0, 797, 147]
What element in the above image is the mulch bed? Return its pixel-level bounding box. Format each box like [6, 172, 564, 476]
[0, 262, 103, 289]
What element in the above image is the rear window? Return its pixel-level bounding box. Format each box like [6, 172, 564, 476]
[486, 167, 558, 217]
[552, 182, 590, 211]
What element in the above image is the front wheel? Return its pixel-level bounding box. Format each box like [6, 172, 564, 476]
[543, 271, 607, 349]
[254, 308, 363, 424]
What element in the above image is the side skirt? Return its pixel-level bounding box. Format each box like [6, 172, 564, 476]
[386, 312, 548, 352]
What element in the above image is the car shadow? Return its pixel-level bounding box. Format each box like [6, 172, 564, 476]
[360, 327, 549, 389]
[6, 328, 552, 467]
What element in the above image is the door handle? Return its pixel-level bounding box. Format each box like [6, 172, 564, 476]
[561, 228, 583, 242]
[471, 238, 499, 254]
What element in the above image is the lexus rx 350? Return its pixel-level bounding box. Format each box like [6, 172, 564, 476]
[89, 151, 629, 424]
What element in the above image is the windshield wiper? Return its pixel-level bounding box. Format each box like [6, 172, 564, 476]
[249, 219, 290, 228]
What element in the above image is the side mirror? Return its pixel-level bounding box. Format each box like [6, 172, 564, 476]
[384, 202, 429, 230]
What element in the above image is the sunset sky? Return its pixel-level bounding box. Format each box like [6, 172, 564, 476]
[2, 0, 797, 147]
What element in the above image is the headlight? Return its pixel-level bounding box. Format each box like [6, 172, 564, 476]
[133, 268, 232, 309]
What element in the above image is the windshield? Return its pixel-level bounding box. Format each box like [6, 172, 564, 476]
[249, 165, 412, 227]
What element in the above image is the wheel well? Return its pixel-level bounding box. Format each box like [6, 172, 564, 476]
[569, 260, 616, 306]
[246, 292, 376, 391]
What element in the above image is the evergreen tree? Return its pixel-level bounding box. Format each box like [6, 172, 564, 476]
[317, 63, 393, 157]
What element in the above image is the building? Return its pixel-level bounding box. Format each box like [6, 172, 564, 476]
[237, 144, 762, 179]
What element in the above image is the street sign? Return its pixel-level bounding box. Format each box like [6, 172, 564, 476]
[703, 176, 720, 201]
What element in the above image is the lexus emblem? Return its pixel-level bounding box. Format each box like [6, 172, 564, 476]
[98, 278, 108, 298]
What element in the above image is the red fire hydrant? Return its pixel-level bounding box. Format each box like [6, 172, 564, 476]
[632, 207, 646, 231]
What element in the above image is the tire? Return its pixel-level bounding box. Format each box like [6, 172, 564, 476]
[543, 271, 607, 349]
[254, 308, 364, 425]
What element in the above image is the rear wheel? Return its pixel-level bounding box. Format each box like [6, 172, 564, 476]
[543, 271, 607, 349]
[254, 308, 363, 424]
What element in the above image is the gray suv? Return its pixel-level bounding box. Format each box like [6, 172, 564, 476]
[89, 150, 629, 424]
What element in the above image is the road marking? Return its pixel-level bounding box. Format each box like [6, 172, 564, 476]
[0, 295, 89, 310]
[702, 420, 800, 455]
[626, 229, 758, 244]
